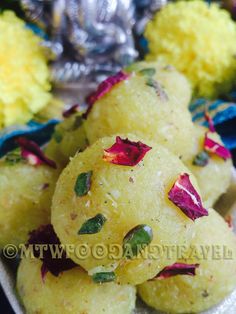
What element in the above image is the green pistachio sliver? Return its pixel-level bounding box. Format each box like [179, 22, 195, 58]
[53, 131, 63, 143]
[78, 213, 106, 235]
[193, 151, 209, 167]
[92, 271, 116, 283]
[146, 77, 168, 101]
[71, 115, 83, 131]
[5, 148, 23, 165]
[123, 224, 153, 259]
[139, 67, 156, 77]
[124, 63, 138, 73]
[74, 171, 92, 197]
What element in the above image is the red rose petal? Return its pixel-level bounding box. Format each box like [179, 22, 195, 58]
[204, 111, 215, 132]
[17, 137, 57, 168]
[204, 132, 232, 160]
[63, 104, 80, 118]
[153, 263, 200, 280]
[168, 173, 208, 221]
[27, 224, 77, 279]
[84, 71, 129, 118]
[103, 136, 152, 166]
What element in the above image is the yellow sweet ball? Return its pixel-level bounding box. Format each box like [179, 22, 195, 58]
[138, 209, 236, 313]
[0, 11, 51, 128]
[186, 125, 232, 208]
[0, 160, 59, 247]
[126, 61, 192, 108]
[51, 135, 199, 285]
[17, 257, 136, 314]
[46, 114, 88, 168]
[145, 1, 236, 98]
[84, 72, 195, 161]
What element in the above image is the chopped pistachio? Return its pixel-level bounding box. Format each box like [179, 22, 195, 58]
[123, 224, 153, 259]
[92, 271, 116, 283]
[74, 171, 92, 197]
[5, 148, 23, 165]
[139, 67, 156, 77]
[78, 213, 106, 235]
[146, 78, 168, 101]
[193, 151, 209, 167]
[53, 131, 63, 143]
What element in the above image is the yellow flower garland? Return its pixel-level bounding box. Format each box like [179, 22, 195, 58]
[0, 11, 51, 128]
[145, 0, 236, 98]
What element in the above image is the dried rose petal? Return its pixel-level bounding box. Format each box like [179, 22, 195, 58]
[16, 137, 57, 168]
[168, 173, 208, 221]
[84, 71, 129, 118]
[63, 104, 80, 118]
[204, 133, 232, 160]
[103, 136, 152, 166]
[153, 263, 200, 280]
[27, 224, 77, 279]
[205, 111, 215, 132]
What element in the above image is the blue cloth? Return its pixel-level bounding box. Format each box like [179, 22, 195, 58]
[189, 98, 236, 150]
[0, 119, 59, 157]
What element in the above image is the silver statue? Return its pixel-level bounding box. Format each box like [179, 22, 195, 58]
[21, 0, 138, 83]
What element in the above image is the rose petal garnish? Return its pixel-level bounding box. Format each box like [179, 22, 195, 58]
[92, 272, 116, 283]
[193, 151, 209, 167]
[78, 214, 107, 235]
[146, 77, 168, 101]
[16, 137, 57, 168]
[139, 67, 156, 77]
[74, 171, 93, 197]
[168, 173, 208, 221]
[63, 104, 80, 118]
[204, 132, 232, 160]
[84, 71, 129, 118]
[27, 224, 77, 279]
[205, 111, 215, 132]
[103, 136, 152, 166]
[152, 263, 200, 280]
[123, 224, 153, 259]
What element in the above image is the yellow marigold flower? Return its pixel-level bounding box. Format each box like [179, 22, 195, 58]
[0, 11, 51, 128]
[145, 1, 236, 98]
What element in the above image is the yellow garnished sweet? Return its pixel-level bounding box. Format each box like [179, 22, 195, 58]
[0, 11, 51, 128]
[17, 257, 136, 314]
[145, 1, 236, 98]
[138, 209, 236, 313]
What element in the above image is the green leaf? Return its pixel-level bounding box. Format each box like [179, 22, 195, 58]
[139, 67, 156, 77]
[123, 224, 153, 259]
[193, 151, 209, 167]
[74, 171, 92, 197]
[92, 272, 116, 283]
[78, 213, 106, 234]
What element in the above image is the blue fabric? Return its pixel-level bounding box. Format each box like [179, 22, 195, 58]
[189, 98, 236, 150]
[0, 119, 59, 157]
